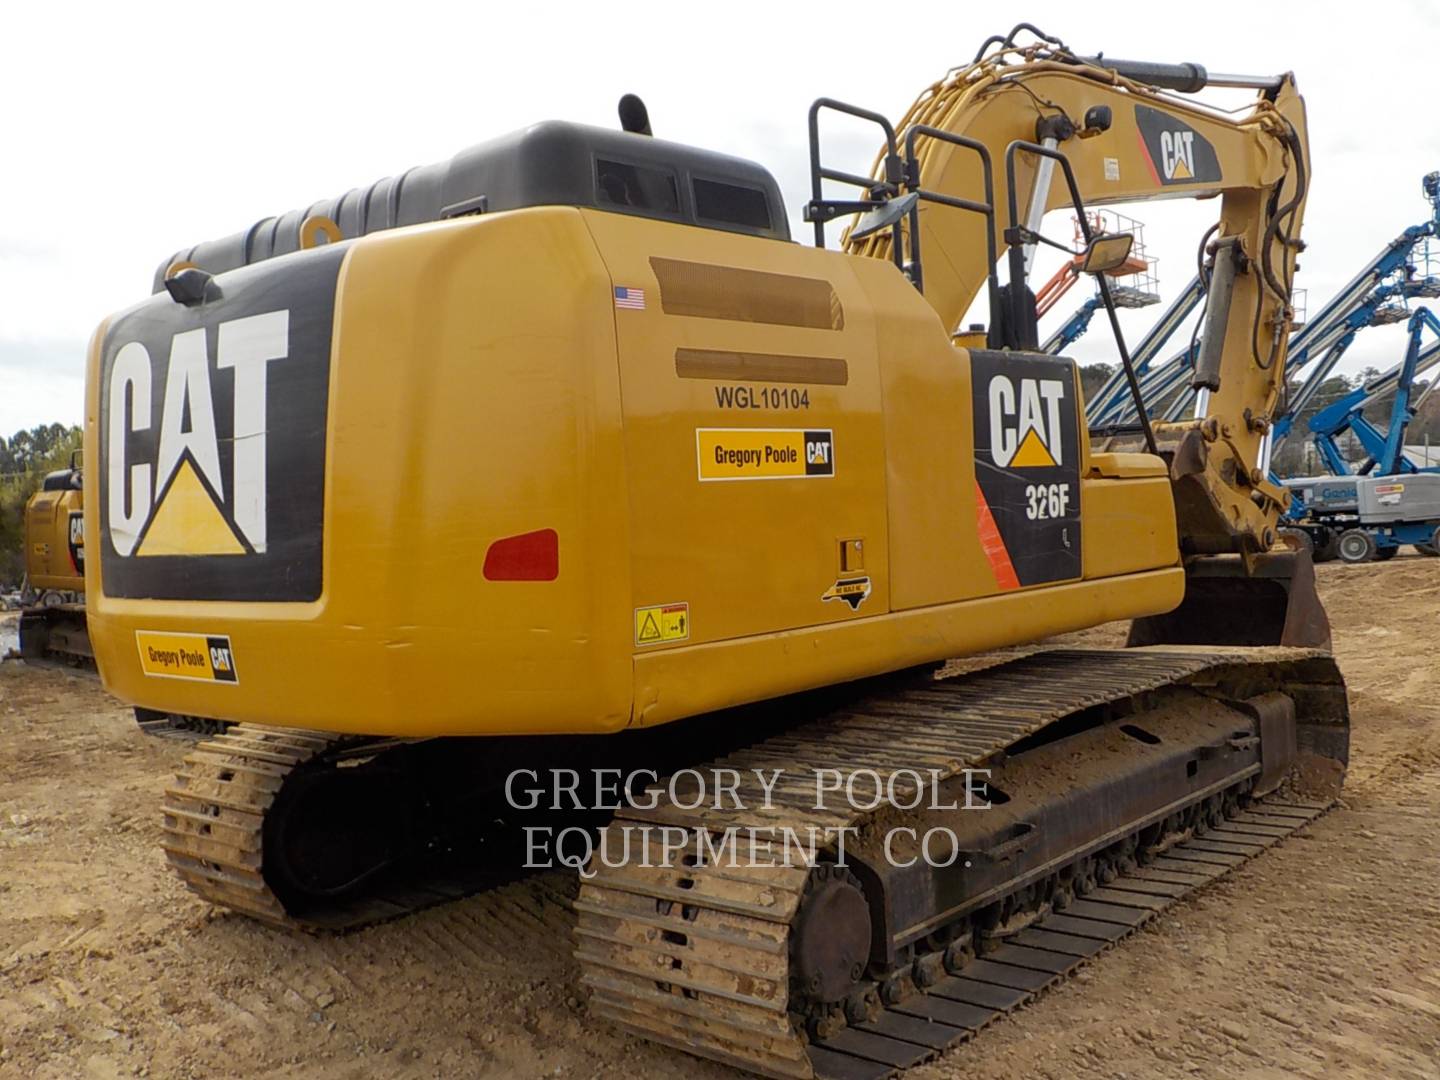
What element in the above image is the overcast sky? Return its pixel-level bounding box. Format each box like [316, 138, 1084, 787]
[4, 1, 1439, 436]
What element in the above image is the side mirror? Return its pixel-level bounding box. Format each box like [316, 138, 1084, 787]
[1081, 231, 1135, 275]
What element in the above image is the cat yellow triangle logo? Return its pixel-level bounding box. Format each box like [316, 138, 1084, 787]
[1010, 427, 1058, 468]
[1170, 156, 1193, 180]
[135, 458, 247, 557]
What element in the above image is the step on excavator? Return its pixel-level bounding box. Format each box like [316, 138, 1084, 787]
[84, 24, 1347, 1078]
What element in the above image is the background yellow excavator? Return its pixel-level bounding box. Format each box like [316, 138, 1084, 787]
[18, 456, 88, 661]
[83, 24, 1348, 1079]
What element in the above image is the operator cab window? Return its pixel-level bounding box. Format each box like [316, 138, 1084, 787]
[596, 158, 679, 214]
[693, 177, 772, 231]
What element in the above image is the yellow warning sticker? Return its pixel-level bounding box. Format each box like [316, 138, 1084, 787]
[135, 630, 239, 683]
[635, 603, 689, 646]
[696, 428, 834, 482]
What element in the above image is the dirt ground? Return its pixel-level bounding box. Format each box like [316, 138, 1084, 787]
[2, 560, 1439, 1080]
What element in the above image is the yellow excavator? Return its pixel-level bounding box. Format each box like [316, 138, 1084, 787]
[18, 456, 89, 661]
[84, 25, 1348, 1078]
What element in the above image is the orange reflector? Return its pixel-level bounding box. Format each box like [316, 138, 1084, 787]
[483, 529, 559, 581]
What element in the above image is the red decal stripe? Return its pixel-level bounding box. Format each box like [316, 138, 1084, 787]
[1136, 126, 1162, 186]
[974, 481, 1020, 591]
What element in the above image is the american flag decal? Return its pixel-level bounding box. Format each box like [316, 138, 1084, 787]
[614, 286, 646, 310]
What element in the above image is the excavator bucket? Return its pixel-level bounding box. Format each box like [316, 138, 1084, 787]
[1127, 549, 1332, 650]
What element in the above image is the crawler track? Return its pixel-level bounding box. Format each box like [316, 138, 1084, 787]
[162, 718, 734, 931]
[164, 725, 529, 930]
[762, 797, 1326, 1079]
[135, 710, 234, 742]
[163, 725, 349, 927]
[575, 647, 1348, 1078]
[15, 605, 93, 668]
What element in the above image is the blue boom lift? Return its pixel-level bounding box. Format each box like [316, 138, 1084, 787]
[1084, 173, 1440, 565]
[1096, 172, 1440, 431]
[1281, 306, 1440, 562]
